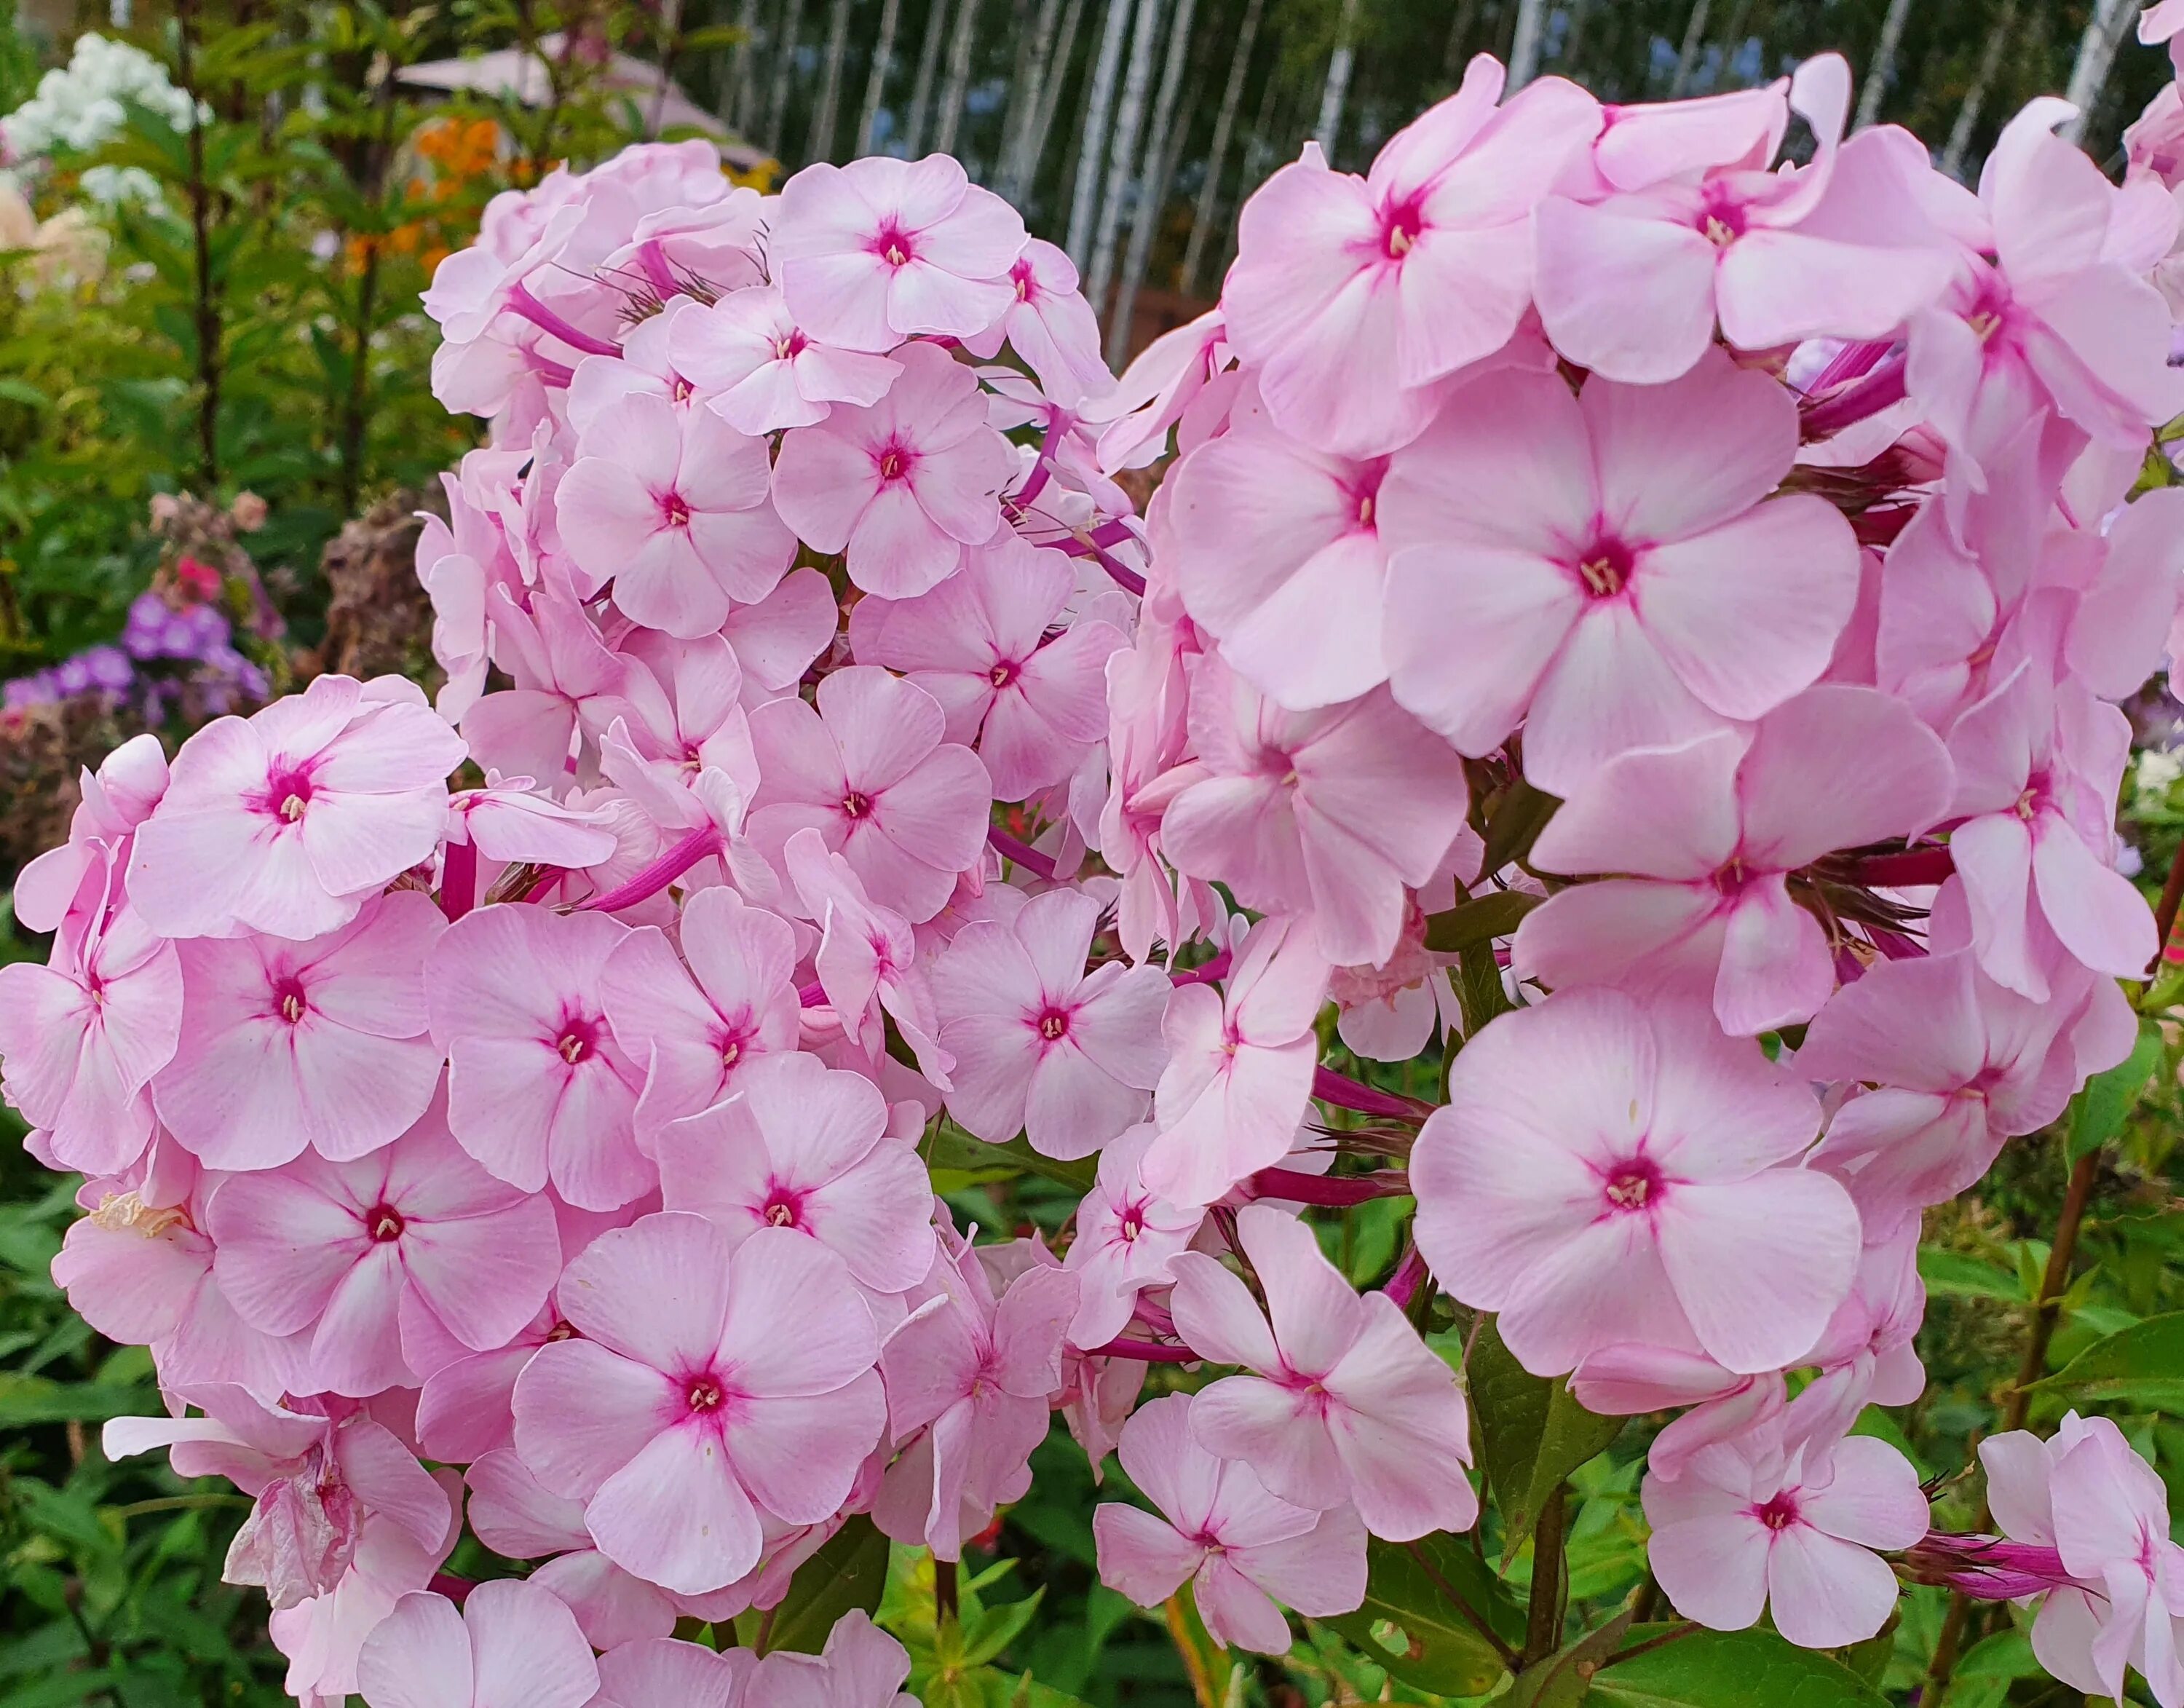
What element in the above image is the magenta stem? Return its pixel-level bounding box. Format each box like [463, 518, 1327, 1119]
[636, 240, 678, 299]
[1011, 420, 1065, 512]
[1805, 337, 1894, 397]
[581, 825, 721, 912]
[441, 837, 478, 922]
[1057, 529, 1148, 595]
[1845, 845, 1955, 888]
[989, 827, 1057, 878]
[799, 979, 827, 1008]
[1250, 1166, 1412, 1206]
[1088, 1337, 1199, 1363]
[1171, 947, 1232, 985]
[508, 280, 625, 359]
[1313, 1066, 1431, 1120]
[1383, 1247, 1429, 1309]
[1803, 352, 1907, 439]
[428, 1571, 475, 1605]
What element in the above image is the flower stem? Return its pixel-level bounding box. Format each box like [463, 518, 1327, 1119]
[1312, 1066, 1431, 1120]
[1248, 1165, 1409, 1206]
[1522, 1484, 1567, 1667]
[580, 825, 721, 913]
[989, 826, 1057, 878]
[1088, 1336, 1199, 1363]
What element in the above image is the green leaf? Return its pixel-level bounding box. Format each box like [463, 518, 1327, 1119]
[1952, 1628, 2038, 1682]
[1505, 1613, 1634, 1708]
[1587, 1627, 1887, 1707]
[1321, 1532, 1520, 1698]
[1914, 1247, 2017, 1302]
[1480, 780, 1561, 877]
[2066, 1021, 2161, 1163]
[1423, 890, 1542, 954]
[958, 1589, 1045, 1670]
[0, 1380, 154, 1427]
[1470, 1318, 1623, 1557]
[919, 1126, 1096, 1193]
[760, 1515, 890, 1654]
[2027, 1310, 2184, 1412]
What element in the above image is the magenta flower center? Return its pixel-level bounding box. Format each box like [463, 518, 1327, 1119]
[1117, 1204, 1146, 1242]
[875, 440, 915, 483]
[2014, 771, 2050, 822]
[1572, 534, 1636, 599]
[775, 328, 808, 360]
[364, 1203, 405, 1243]
[687, 1375, 725, 1412]
[842, 789, 874, 820]
[1602, 1155, 1664, 1214]
[1754, 1492, 1801, 1531]
[274, 978, 309, 1025]
[989, 659, 1021, 689]
[1380, 198, 1423, 261]
[259, 763, 317, 824]
[556, 1017, 600, 1064]
[662, 492, 692, 529]
[872, 221, 917, 269]
[1037, 1008, 1071, 1042]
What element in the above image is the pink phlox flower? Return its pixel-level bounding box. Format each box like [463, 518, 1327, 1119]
[1222, 56, 1602, 454]
[1155, 657, 1472, 968]
[1642, 1419, 1928, 1649]
[1330, 845, 1478, 1062]
[1777, 1224, 1929, 1450]
[1166, 392, 1394, 711]
[1536, 56, 1960, 382]
[1572, 1345, 1787, 1485]
[772, 154, 1027, 352]
[1412, 987, 1859, 1377]
[151, 890, 446, 1171]
[721, 566, 841, 695]
[565, 300, 709, 435]
[1166, 1203, 1476, 1541]
[589, 1634, 754, 1708]
[357, 1581, 601, 1708]
[1980, 1412, 2184, 1704]
[874, 1223, 1079, 1560]
[1513, 684, 1954, 1035]
[1064, 1126, 1206, 1349]
[847, 534, 1127, 800]
[557, 390, 794, 638]
[655, 1049, 936, 1294]
[1083, 308, 1231, 473]
[447, 775, 622, 868]
[511, 1211, 885, 1594]
[783, 827, 953, 1085]
[207, 1096, 563, 1396]
[593, 630, 763, 837]
[748, 665, 994, 925]
[1058, 1344, 1148, 1475]
[959, 237, 1112, 408]
[127, 673, 467, 941]
[1797, 945, 2097, 1232]
[1944, 652, 2153, 997]
[0, 895, 178, 1176]
[1142, 917, 1329, 1208]
[52, 1175, 309, 1400]
[603, 886, 802, 1140]
[669, 283, 903, 434]
[460, 581, 632, 787]
[1093, 1391, 1368, 1653]
[931, 888, 1171, 1159]
[427, 901, 652, 1209]
[608, 179, 769, 291]
[416, 1299, 568, 1462]
[771, 341, 1018, 598]
[13, 730, 166, 934]
[1377, 349, 1861, 796]
[464, 1449, 678, 1648]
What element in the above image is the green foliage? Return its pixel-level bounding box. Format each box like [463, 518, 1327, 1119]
[1586, 1627, 1888, 1708]
[2028, 1310, 2184, 1414]
[1321, 1532, 1520, 1697]
[758, 1515, 893, 1654]
[1467, 1319, 1623, 1561]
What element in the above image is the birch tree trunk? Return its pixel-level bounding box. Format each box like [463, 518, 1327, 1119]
[804, 0, 852, 162]
[1854, 0, 1913, 130]
[931, 0, 981, 158]
[1107, 0, 1199, 357]
[1440, 0, 1481, 86]
[1067, 0, 1136, 266]
[1506, 0, 1546, 91]
[1313, 0, 1362, 150]
[2062, 0, 2137, 143]
[854, 0, 903, 154]
[997, 0, 1062, 197]
[1942, 0, 2014, 178]
[1021, 0, 1088, 205]
[1668, 0, 1712, 98]
[1179, 0, 1264, 294]
[724, 0, 762, 128]
[903, 0, 952, 156]
[1086, 0, 1162, 307]
[762, 0, 807, 153]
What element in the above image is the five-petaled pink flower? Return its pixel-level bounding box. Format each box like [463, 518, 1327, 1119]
[771, 341, 1018, 597]
[669, 283, 903, 434]
[1063, 1125, 1206, 1349]
[357, 1580, 600, 1708]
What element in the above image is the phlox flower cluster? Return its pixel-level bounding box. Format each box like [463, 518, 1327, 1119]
[0, 33, 196, 207]
[4, 32, 2184, 1702]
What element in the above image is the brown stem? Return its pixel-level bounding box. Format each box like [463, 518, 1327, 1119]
[1401, 1541, 1520, 1672]
[2150, 832, 2184, 976]
[1928, 1144, 2102, 1702]
[1599, 1621, 1699, 1670]
[1521, 1484, 1567, 1668]
[933, 1556, 958, 1624]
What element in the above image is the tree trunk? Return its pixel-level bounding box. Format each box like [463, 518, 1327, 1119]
[762, 0, 807, 153]
[1107, 0, 1199, 357]
[1021, 0, 1089, 205]
[1179, 0, 1264, 293]
[854, 0, 903, 154]
[1067, 0, 1136, 265]
[1506, 0, 1546, 90]
[2062, 0, 2137, 143]
[1667, 0, 1712, 97]
[1313, 0, 1363, 149]
[997, 0, 1062, 197]
[1087, 0, 1164, 309]
[931, 0, 981, 157]
[1440, 0, 1481, 87]
[1853, 0, 1913, 130]
[904, 0, 952, 155]
[724, 0, 763, 128]
[1942, 0, 2014, 178]
[804, 0, 853, 162]
[1560, 0, 1598, 80]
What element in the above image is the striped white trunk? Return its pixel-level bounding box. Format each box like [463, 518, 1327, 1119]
[804, 0, 853, 162]
[997, 0, 1064, 199]
[932, 0, 981, 157]
[1086, 0, 1165, 309]
[903, 0, 953, 155]
[1668, 0, 1712, 98]
[1313, 0, 1361, 150]
[762, 0, 807, 152]
[1854, 0, 1914, 130]
[1067, 0, 1137, 265]
[1107, 0, 1200, 357]
[1179, 0, 1264, 294]
[1022, 0, 1089, 203]
[2062, 0, 2137, 143]
[1506, 0, 1546, 91]
[1942, 0, 2014, 178]
[724, 0, 763, 127]
[854, 0, 903, 154]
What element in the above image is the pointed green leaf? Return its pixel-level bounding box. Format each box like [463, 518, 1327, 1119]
[1321, 1532, 1521, 1697]
[1423, 889, 1542, 954]
[1505, 1613, 1634, 1708]
[2066, 1022, 2161, 1163]
[760, 1515, 890, 1654]
[2027, 1310, 2184, 1412]
[1470, 1318, 1623, 1556]
[1587, 1627, 1888, 1707]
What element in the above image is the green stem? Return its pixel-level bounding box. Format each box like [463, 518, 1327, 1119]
[1520, 1484, 1566, 1667]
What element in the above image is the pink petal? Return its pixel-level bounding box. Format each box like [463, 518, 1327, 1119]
[356, 1590, 471, 1708]
[585, 1424, 764, 1594]
[1655, 1174, 1860, 1374]
[513, 1339, 681, 1500]
[464, 1578, 601, 1708]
